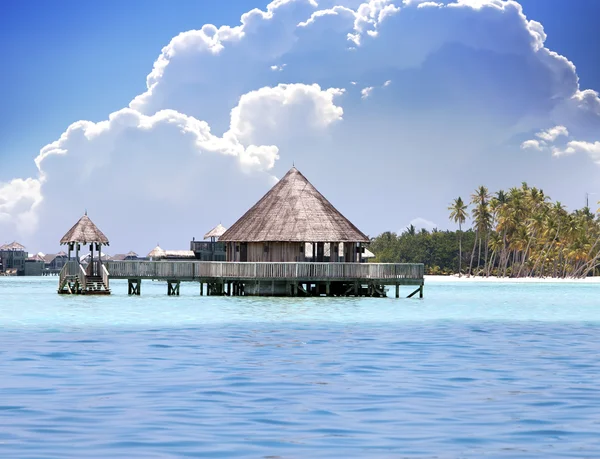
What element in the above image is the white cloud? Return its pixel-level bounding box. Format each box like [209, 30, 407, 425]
[521, 139, 543, 151]
[535, 125, 569, 142]
[0, 178, 42, 235]
[361, 86, 374, 98]
[228, 83, 344, 146]
[3, 0, 600, 251]
[1, 82, 342, 248]
[553, 141, 600, 163]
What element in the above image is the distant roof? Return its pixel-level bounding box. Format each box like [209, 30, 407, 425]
[43, 254, 57, 263]
[163, 250, 195, 259]
[43, 251, 69, 263]
[148, 245, 166, 258]
[79, 252, 111, 262]
[0, 241, 26, 251]
[27, 254, 45, 262]
[60, 214, 109, 246]
[219, 167, 369, 243]
[204, 224, 227, 240]
[363, 248, 375, 258]
[112, 251, 139, 261]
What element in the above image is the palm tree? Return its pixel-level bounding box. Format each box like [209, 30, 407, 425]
[469, 186, 491, 276]
[448, 197, 468, 276]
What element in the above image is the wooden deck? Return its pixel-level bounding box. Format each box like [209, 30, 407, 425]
[104, 261, 424, 298]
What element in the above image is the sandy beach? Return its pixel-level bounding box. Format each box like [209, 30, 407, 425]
[426, 275, 600, 284]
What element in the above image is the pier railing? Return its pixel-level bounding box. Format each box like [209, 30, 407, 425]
[105, 261, 424, 282]
[59, 260, 80, 285]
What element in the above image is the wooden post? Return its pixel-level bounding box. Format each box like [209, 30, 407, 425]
[395, 284, 399, 299]
[200, 282, 204, 296]
[128, 279, 140, 295]
[420, 284, 424, 299]
[326, 282, 331, 296]
[168, 280, 180, 296]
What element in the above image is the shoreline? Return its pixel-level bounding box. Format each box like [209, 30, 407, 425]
[425, 274, 600, 284]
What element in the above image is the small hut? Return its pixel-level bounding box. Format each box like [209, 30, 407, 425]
[204, 224, 227, 242]
[58, 213, 110, 294]
[148, 245, 166, 261]
[219, 167, 369, 262]
[190, 224, 228, 261]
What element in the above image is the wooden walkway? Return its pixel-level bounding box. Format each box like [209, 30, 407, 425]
[103, 261, 424, 298]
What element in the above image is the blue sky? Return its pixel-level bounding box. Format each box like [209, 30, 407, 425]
[1, 0, 600, 253]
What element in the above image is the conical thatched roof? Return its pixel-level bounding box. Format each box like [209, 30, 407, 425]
[60, 214, 109, 245]
[220, 167, 368, 243]
[148, 245, 166, 259]
[204, 224, 227, 240]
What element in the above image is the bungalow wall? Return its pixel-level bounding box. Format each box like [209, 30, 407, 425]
[226, 242, 361, 263]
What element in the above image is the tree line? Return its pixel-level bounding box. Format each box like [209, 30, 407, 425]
[370, 183, 600, 278]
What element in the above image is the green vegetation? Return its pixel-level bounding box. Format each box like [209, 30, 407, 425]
[370, 183, 600, 278]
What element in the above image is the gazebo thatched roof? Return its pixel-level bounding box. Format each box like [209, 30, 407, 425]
[204, 224, 227, 240]
[60, 214, 109, 246]
[220, 167, 369, 243]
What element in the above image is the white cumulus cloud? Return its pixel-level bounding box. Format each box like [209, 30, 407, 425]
[2, 0, 600, 251]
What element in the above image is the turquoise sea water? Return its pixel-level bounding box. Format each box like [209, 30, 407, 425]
[1, 277, 600, 458]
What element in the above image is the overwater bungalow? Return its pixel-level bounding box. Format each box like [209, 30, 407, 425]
[44, 251, 68, 274]
[0, 241, 28, 275]
[59, 168, 424, 297]
[219, 167, 369, 264]
[190, 224, 228, 261]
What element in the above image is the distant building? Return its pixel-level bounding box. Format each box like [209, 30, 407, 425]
[24, 254, 45, 276]
[0, 242, 28, 275]
[190, 224, 227, 261]
[112, 251, 139, 261]
[44, 251, 69, 273]
[147, 245, 195, 261]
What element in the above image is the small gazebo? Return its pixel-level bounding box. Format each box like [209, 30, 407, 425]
[204, 224, 227, 242]
[148, 245, 166, 261]
[60, 212, 109, 275]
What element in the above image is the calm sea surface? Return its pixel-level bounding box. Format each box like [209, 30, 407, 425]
[1, 277, 600, 458]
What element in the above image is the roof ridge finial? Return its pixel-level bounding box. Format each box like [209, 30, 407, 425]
[85, 209, 87, 216]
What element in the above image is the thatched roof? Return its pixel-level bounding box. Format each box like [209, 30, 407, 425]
[60, 214, 109, 245]
[112, 251, 139, 261]
[148, 245, 166, 259]
[204, 224, 227, 240]
[220, 167, 369, 243]
[0, 241, 26, 251]
[164, 250, 195, 259]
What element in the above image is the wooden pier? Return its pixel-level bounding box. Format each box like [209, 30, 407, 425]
[101, 260, 424, 298]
